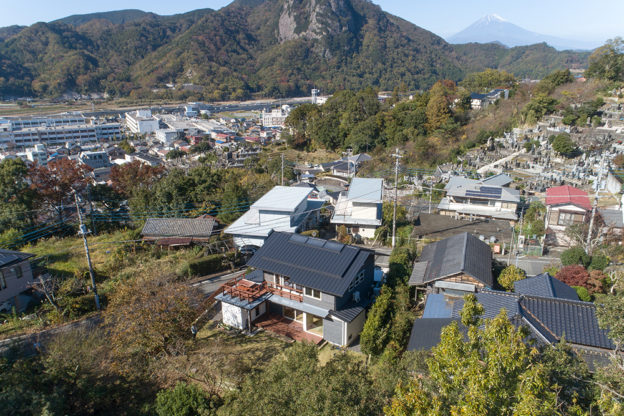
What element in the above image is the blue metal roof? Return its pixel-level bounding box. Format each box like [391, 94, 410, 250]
[422, 294, 454, 318]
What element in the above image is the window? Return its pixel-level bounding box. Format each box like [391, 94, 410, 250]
[14, 266, 22, 279]
[349, 270, 366, 292]
[304, 287, 321, 299]
[558, 212, 581, 226]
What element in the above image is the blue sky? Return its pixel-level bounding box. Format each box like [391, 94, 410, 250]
[1, 0, 622, 43]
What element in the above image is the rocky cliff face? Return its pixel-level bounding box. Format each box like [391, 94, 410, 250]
[277, 0, 357, 42]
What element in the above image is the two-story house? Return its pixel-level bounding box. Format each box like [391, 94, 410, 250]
[545, 185, 592, 246]
[331, 178, 383, 239]
[438, 175, 519, 223]
[0, 249, 35, 310]
[225, 186, 325, 250]
[216, 232, 376, 347]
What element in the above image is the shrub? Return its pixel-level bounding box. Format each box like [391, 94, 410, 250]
[560, 246, 590, 267]
[300, 229, 319, 237]
[573, 286, 591, 302]
[589, 254, 609, 271]
[498, 265, 527, 291]
[177, 255, 226, 278]
[155, 382, 221, 416]
[556, 265, 590, 289]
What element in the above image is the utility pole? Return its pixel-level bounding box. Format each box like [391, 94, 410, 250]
[428, 181, 433, 214]
[586, 157, 605, 254]
[515, 210, 524, 267]
[392, 148, 402, 248]
[281, 153, 284, 186]
[73, 190, 101, 311]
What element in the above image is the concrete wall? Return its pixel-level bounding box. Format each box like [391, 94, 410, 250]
[222, 302, 247, 330]
[351, 202, 379, 220]
[0, 260, 34, 305]
[323, 316, 345, 346]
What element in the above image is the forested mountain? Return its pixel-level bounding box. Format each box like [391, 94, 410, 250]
[453, 42, 591, 80]
[0, 0, 591, 99]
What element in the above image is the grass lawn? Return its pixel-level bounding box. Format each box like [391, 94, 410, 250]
[317, 342, 366, 365]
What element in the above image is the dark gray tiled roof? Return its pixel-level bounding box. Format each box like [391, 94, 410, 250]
[141, 217, 216, 238]
[514, 273, 578, 301]
[247, 232, 374, 297]
[407, 318, 462, 351]
[452, 290, 520, 320]
[482, 173, 513, 187]
[409, 233, 493, 287]
[519, 296, 614, 350]
[330, 298, 370, 323]
[0, 249, 34, 268]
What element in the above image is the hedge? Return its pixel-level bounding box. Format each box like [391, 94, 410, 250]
[178, 255, 227, 278]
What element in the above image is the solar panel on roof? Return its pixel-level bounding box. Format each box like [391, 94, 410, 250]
[479, 186, 502, 195]
[324, 241, 344, 252]
[306, 238, 326, 248]
[289, 234, 308, 243]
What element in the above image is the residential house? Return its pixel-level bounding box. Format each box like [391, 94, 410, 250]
[79, 151, 111, 170]
[599, 207, 624, 236]
[141, 215, 218, 247]
[0, 249, 35, 310]
[408, 232, 494, 296]
[545, 185, 592, 246]
[408, 276, 613, 367]
[216, 232, 376, 346]
[224, 186, 324, 249]
[438, 175, 519, 223]
[331, 178, 383, 240]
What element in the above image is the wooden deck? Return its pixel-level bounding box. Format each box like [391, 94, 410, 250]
[254, 314, 323, 345]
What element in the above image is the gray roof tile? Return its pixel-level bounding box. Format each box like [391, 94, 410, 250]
[407, 318, 462, 351]
[410, 233, 493, 287]
[141, 217, 216, 238]
[0, 249, 34, 268]
[514, 273, 578, 301]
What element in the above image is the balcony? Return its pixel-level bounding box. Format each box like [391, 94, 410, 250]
[221, 275, 303, 303]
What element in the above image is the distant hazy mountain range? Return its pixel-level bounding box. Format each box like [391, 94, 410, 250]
[449, 14, 601, 51]
[0, 3, 592, 99]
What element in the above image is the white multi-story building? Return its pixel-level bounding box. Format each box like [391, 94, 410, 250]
[79, 151, 111, 170]
[0, 114, 121, 149]
[125, 110, 159, 134]
[155, 129, 178, 145]
[331, 178, 383, 239]
[262, 105, 291, 128]
[437, 175, 519, 223]
[225, 186, 324, 249]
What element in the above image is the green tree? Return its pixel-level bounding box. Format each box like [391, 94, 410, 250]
[156, 382, 221, 416]
[595, 277, 624, 415]
[167, 149, 186, 159]
[551, 133, 578, 157]
[0, 158, 35, 233]
[498, 265, 527, 291]
[561, 246, 591, 267]
[361, 287, 394, 356]
[386, 295, 560, 416]
[220, 343, 383, 416]
[381, 201, 407, 227]
[586, 37, 624, 82]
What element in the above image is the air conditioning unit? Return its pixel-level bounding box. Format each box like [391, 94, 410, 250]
[353, 291, 361, 303]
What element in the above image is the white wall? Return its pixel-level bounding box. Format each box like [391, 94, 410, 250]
[233, 235, 267, 249]
[351, 202, 379, 220]
[222, 303, 247, 330]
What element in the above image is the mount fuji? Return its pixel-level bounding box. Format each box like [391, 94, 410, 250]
[448, 14, 600, 51]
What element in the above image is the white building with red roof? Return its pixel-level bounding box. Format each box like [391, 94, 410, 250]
[544, 185, 592, 246]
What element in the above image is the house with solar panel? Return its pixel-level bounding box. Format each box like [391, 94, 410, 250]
[0, 249, 35, 311]
[215, 232, 376, 346]
[437, 175, 519, 223]
[331, 178, 383, 240]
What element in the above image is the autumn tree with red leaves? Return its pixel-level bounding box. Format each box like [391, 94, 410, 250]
[29, 158, 91, 223]
[110, 160, 164, 198]
[556, 265, 590, 289]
